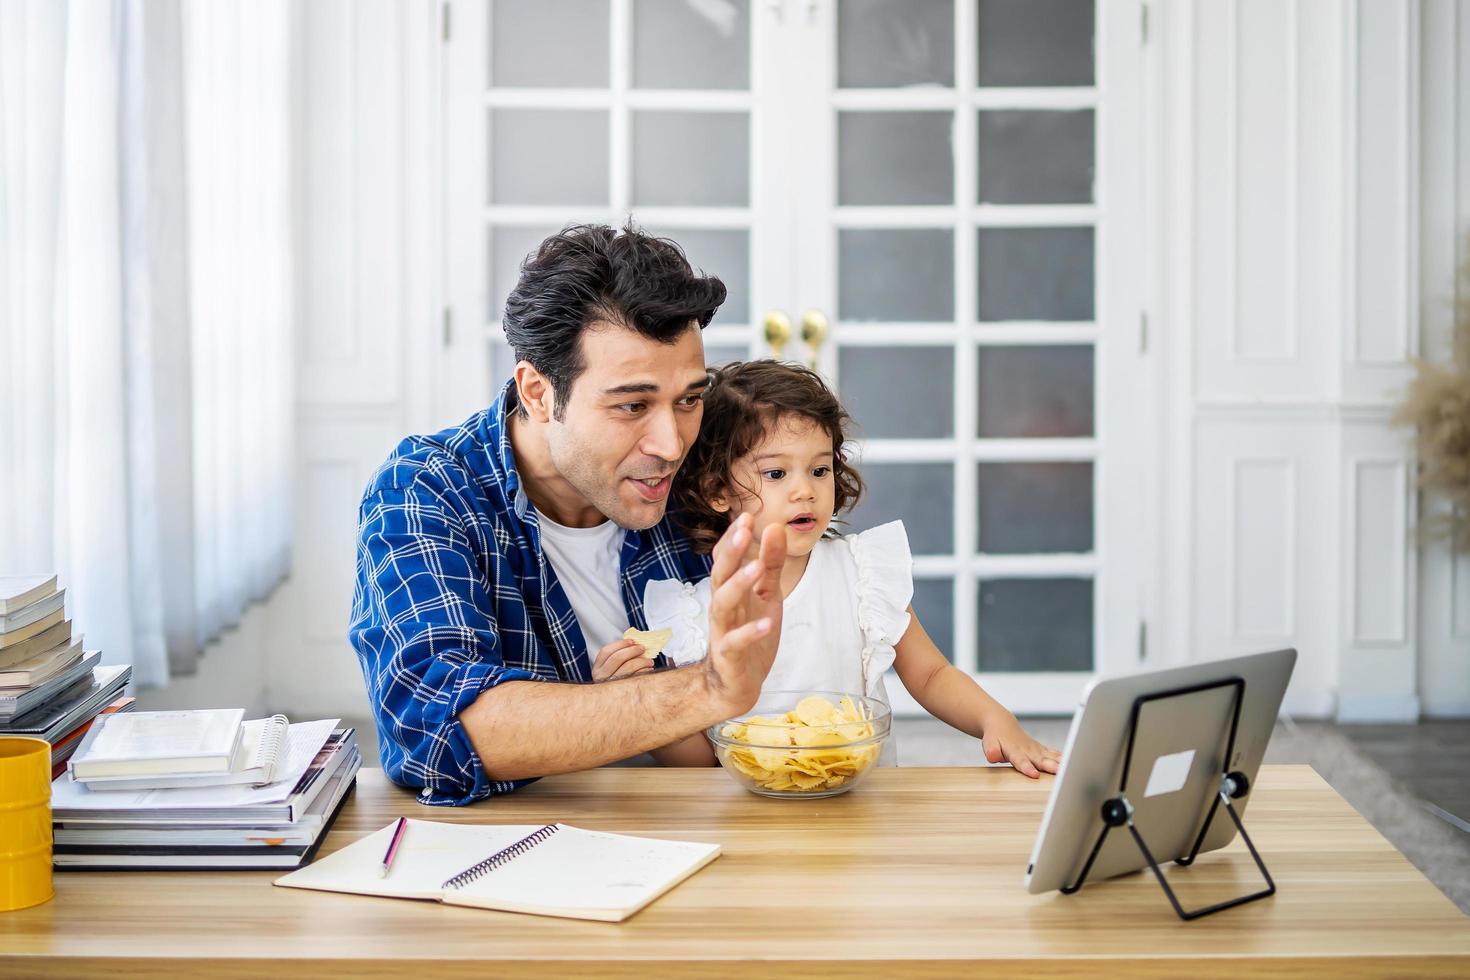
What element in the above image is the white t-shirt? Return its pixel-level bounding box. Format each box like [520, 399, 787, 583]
[536, 515, 627, 656]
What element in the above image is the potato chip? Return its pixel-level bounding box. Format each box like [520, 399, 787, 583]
[622, 626, 673, 658]
[790, 725, 846, 748]
[794, 695, 839, 727]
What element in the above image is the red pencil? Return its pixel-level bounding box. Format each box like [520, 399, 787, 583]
[378, 816, 408, 878]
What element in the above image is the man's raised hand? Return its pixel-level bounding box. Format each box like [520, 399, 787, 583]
[702, 513, 787, 716]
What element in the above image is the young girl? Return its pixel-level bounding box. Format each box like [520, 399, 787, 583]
[596, 359, 1060, 777]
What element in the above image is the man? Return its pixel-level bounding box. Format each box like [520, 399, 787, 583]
[349, 224, 786, 804]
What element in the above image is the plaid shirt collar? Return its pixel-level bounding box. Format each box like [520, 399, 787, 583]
[490, 383, 531, 520]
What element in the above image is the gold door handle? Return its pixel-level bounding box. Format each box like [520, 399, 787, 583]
[800, 309, 829, 369]
[764, 309, 792, 359]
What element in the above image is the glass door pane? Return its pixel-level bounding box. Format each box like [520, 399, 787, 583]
[491, 0, 609, 88]
[839, 0, 955, 88]
[633, 0, 750, 89]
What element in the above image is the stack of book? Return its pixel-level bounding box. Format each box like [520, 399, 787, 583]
[50, 710, 360, 870]
[0, 575, 133, 776]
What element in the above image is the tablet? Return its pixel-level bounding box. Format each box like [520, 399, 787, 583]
[1024, 648, 1296, 895]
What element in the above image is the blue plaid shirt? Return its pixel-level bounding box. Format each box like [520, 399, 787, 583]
[349, 381, 711, 805]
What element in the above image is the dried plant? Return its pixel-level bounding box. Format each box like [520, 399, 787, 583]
[1392, 244, 1470, 549]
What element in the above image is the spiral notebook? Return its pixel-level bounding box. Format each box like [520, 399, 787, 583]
[274, 818, 721, 922]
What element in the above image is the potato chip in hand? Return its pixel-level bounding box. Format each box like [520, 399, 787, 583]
[622, 626, 673, 659]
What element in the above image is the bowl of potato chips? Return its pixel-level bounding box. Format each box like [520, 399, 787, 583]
[707, 691, 890, 799]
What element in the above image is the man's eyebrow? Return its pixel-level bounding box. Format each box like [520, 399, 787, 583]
[602, 382, 659, 396]
[602, 377, 709, 397]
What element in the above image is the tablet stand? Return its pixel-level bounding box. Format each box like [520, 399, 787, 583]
[1059, 677, 1276, 920]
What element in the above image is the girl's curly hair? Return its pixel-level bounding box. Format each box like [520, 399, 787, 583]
[672, 360, 864, 553]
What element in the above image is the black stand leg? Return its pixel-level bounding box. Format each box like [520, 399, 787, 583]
[1060, 678, 1278, 921]
[1127, 775, 1275, 920]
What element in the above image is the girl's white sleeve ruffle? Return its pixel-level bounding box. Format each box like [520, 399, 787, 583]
[641, 577, 711, 666]
[844, 520, 914, 692]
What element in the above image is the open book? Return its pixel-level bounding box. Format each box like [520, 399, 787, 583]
[274, 819, 720, 922]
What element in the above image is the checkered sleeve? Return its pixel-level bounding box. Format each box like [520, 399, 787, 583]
[350, 480, 541, 805]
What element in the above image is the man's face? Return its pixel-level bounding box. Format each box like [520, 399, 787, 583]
[545, 323, 707, 530]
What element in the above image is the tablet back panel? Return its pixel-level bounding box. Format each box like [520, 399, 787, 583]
[1024, 648, 1296, 895]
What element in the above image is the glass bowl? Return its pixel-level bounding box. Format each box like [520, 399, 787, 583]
[706, 690, 891, 799]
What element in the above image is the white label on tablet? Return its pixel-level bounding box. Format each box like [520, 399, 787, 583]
[1144, 749, 1195, 798]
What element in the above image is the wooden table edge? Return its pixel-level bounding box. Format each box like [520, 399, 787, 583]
[4, 952, 1469, 979]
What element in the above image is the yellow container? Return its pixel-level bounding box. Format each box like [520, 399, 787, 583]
[0, 736, 54, 911]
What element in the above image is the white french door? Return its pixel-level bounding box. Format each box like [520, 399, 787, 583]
[442, 0, 1148, 714]
[443, 0, 790, 413]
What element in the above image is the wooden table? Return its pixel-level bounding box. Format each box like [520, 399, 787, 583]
[3, 765, 1469, 977]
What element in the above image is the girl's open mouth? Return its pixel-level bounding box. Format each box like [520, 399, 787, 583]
[788, 515, 818, 532]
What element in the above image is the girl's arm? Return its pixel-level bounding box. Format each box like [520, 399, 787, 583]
[650, 733, 718, 767]
[891, 608, 1061, 778]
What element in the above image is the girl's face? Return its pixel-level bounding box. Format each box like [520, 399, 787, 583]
[717, 413, 837, 560]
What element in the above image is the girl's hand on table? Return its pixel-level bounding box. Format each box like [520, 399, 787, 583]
[981, 716, 1061, 778]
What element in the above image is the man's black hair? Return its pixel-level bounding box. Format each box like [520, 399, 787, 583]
[502, 222, 726, 420]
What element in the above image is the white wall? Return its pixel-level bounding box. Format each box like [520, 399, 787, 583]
[136, 602, 272, 715]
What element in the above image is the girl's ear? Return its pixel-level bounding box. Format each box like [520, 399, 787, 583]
[704, 476, 732, 514]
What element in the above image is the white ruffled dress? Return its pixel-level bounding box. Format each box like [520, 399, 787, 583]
[643, 520, 914, 764]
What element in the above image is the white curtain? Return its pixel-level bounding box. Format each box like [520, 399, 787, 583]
[181, 0, 295, 652]
[0, 0, 294, 688]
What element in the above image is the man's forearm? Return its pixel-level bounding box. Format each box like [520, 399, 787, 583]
[457, 665, 731, 781]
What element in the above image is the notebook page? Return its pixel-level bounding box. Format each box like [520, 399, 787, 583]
[450, 825, 720, 920]
[274, 819, 545, 901]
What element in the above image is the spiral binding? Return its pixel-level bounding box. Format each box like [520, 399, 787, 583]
[441, 824, 559, 890]
[255, 714, 290, 784]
